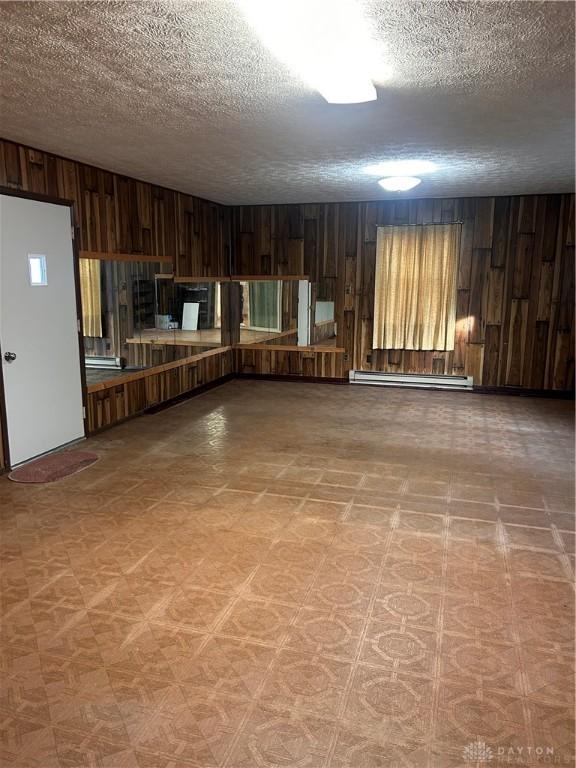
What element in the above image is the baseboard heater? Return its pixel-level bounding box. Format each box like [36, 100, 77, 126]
[85, 356, 125, 369]
[349, 370, 473, 391]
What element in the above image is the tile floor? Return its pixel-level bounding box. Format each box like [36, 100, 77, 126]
[0, 380, 574, 767]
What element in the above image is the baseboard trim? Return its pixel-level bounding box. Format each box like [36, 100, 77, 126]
[238, 375, 573, 397]
[473, 385, 574, 399]
[144, 373, 236, 415]
[236, 373, 348, 385]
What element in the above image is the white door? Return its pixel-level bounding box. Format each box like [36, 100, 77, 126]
[0, 195, 85, 466]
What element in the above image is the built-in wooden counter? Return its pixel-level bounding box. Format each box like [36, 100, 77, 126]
[124, 328, 298, 367]
[85, 347, 234, 432]
[125, 328, 295, 347]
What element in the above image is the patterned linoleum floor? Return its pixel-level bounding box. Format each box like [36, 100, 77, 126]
[0, 380, 574, 767]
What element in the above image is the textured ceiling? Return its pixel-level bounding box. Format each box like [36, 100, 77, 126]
[1, 0, 574, 204]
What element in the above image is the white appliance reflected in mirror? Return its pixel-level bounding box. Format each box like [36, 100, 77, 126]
[298, 280, 311, 346]
[182, 302, 199, 331]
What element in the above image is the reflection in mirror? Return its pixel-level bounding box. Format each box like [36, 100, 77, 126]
[310, 276, 336, 347]
[234, 279, 336, 348]
[81, 261, 225, 385]
[82, 260, 171, 385]
[129, 278, 223, 367]
[239, 280, 299, 344]
[82, 268, 338, 385]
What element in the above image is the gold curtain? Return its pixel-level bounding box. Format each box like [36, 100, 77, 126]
[373, 223, 460, 351]
[79, 258, 102, 337]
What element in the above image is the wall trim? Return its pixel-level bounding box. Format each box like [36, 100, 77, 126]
[236, 343, 345, 353]
[238, 375, 574, 397]
[473, 385, 574, 399]
[236, 373, 348, 385]
[80, 250, 173, 263]
[143, 373, 236, 414]
[86, 346, 233, 393]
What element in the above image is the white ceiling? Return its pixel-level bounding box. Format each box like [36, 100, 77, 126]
[1, 0, 574, 205]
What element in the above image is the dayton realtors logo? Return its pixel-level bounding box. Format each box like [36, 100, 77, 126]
[463, 742, 493, 762]
[463, 742, 558, 764]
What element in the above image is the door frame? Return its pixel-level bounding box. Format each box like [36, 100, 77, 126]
[0, 186, 88, 469]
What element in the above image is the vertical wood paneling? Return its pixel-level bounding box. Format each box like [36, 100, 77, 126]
[235, 348, 344, 379]
[0, 139, 572, 393]
[86, 349, 234, 433]
[469, 248, 491, 343]
[0, 139, 227, 276]
[231, 193, 573, 390]
[491, 197, 511, 268]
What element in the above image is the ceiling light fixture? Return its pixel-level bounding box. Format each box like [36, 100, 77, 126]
[365, 160, 437, 176]
[236, 0, 387, 104]
[378, 176, 422, 192]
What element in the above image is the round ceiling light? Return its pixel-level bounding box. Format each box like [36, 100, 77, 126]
[378, 176, 422, 192]
[365, 160, 437, 176]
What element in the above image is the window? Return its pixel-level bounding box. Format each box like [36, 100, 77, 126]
[373, 223, 460, 351]
[28, 254, 47, 286]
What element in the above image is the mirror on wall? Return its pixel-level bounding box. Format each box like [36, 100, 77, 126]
[312, 298, 336, 346]
[234, 278, 337, 348]
[81, 259, 167, 382]
[238, 280, 299, 344]
[308, 276, 337, 346]
[80, 261, 225, 384]
[128, 278, 223, 367]
[155, 278, 221, 335]
[81, 267, 339, 384]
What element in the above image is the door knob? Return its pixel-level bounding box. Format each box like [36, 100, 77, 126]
[3, 352, 16, 362]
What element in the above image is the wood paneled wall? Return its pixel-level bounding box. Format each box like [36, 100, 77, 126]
[86, 348, 234, 432]
[236, 347, 345, 379]
[3, 138, 570, 390]
[231, 196, 575, 390]
[0, 139, 229, 276]
[232, 204, 337, 302]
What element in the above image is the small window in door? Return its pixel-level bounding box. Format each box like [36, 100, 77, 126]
[28, 254, 47, 286]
